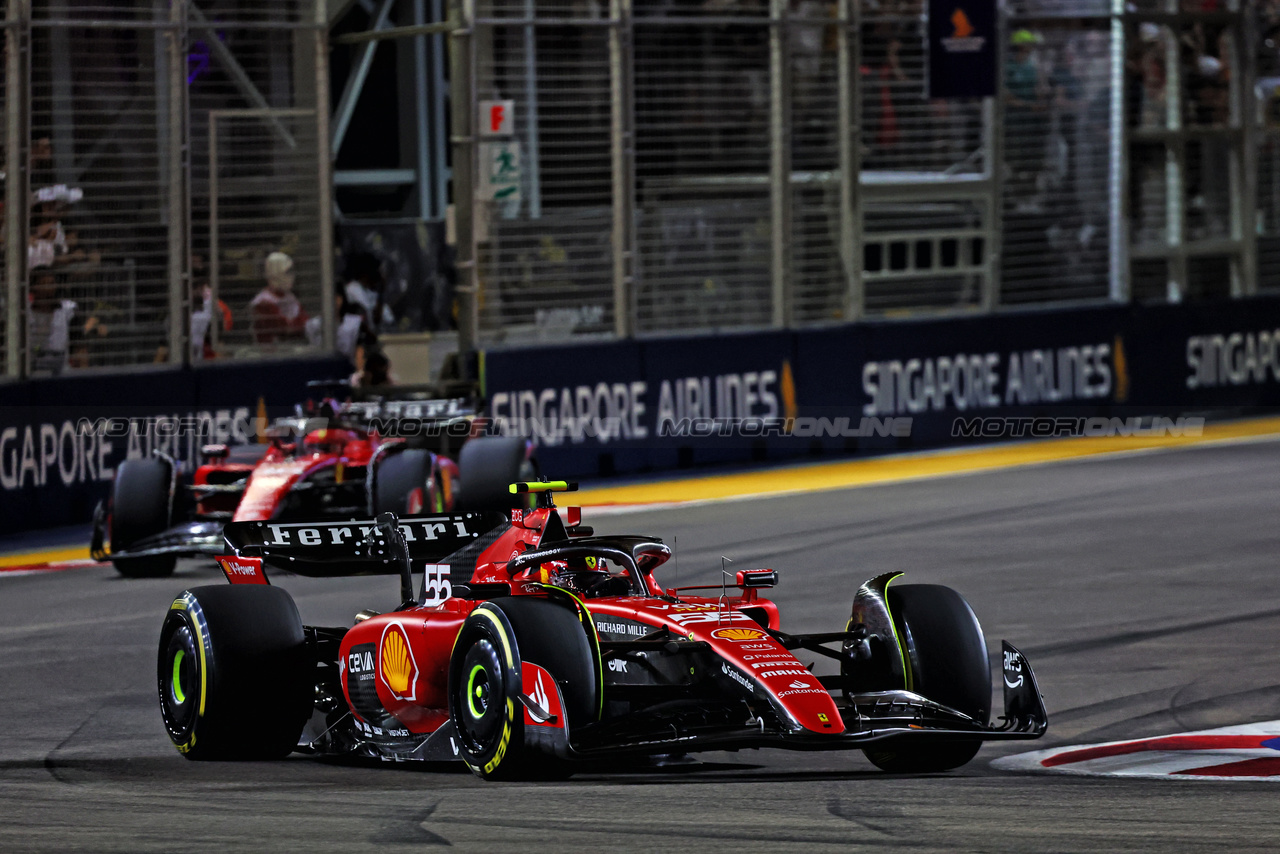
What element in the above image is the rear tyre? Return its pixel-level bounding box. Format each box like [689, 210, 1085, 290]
[456, 437, 534, 513]
[373, 449, 436, 515]
[157, 585, 313, 760]
[448, 604, 523, 779]
[110, 458, 176, 578]
[448, 598, 596, 780]
[863, 584, 990, 774]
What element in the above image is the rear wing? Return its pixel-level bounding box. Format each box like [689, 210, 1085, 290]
[340, 397, 477, 423]
[221, 513, 504, 577]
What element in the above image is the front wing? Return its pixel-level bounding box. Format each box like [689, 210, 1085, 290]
[565, 641, 1047, 758]
[90, 503, 225, 561]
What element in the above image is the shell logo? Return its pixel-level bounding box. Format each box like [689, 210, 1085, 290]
[712, 627, 768, 642]
[379, 622, 419, 701]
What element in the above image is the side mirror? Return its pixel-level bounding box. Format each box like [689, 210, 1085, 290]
[201, 444, 229, 459]
[736, 569, 778, 589]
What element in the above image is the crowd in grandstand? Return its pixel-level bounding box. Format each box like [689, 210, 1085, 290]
[20, 0, 1280, 376]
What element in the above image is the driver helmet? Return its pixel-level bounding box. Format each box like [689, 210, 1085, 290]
[539, 555, 609, 593]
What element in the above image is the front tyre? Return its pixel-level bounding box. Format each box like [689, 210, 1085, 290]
[157, 585, 313, 760]
[110, 457, 176, 578]
[373, 449, 437, 516]
[863, 584, 990, 774]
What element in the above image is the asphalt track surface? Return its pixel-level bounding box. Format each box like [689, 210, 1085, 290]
[3, 439, 1280, 852]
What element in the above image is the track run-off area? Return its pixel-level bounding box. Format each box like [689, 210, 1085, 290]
[3, 420, 1280, 851]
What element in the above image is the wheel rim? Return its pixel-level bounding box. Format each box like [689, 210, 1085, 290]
[171, 651, 187, 704]
[159, 621, 200, 740]
[456, 638, 504, 754]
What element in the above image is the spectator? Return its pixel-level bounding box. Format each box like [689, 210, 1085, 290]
[1048, 41, 1084, 216]
[250, 251, 309, 345]
[349, 343, 394, 389]
[335, 289, 373, 361]
[1006, 29, 1047, 207]
[28, 272, 75, 374]
[190, 281, 232, 362]
[1256, 4, 1280, 123]
[29, 200, 70, 271]
[343, 251, 394, 331]
[863, 18, 907, 163]
[68, 311, 111, 369]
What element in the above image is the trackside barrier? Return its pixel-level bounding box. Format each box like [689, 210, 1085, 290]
[6, 295, 1280, 536]
[0, 356, 348, 535]
[482, 297, 1280, 479]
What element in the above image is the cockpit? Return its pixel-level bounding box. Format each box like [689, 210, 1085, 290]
[541, 554, 636, 598]
[507, 538, 671, 600]
[300, 427, 365, 456]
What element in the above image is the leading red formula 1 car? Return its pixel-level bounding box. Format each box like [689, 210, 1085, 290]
[155, 482, 1047, 778]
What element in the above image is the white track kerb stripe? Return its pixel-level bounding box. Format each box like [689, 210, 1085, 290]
[993, 721, 1280, 780]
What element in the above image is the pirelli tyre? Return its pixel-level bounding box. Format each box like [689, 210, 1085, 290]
[373, 449, 439, 516]
[456, 437, 535, 513]
[157, 585, 314, 760]
[447, 597, 598, 780]
[862, 584, 991, 773]
[110, 457, 176, 578]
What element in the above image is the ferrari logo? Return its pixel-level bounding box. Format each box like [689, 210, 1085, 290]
[951, 9, 974, 38]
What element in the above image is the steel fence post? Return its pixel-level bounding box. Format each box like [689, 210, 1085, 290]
[985, 4, 1005, 312]
[4, 0, 25, 377]
[984, 96, 1000, 311]
[769, 0, 792, 328]
[837, 0, 860, 321]
[450, 0, 478, 365]
[316, 0, 335, 350]
[166, 0, 186, 365]
[523, 0, 541, 220]
[1109, 0, 1129, 302]
[1164, 20, 1186, 301]
[609, 0, 633, 338]
[1236, 3, 1258, 297]
[208, 112, 220, 358]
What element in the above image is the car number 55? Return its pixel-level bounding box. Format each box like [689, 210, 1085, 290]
[423, 564, 452, 605]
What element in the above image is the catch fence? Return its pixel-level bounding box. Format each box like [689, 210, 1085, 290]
[3, 0, 331, 378]
[3, 0, 1277, 377]
[456, 0, 1280, 349]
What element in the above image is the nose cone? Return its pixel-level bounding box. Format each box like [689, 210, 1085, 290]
[700, 625, 844, 733]
[768, 673, 844, 733]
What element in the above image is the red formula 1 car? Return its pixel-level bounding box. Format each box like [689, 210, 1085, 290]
[155, 482, 1047, 777]
[92, 390, 534, 578]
